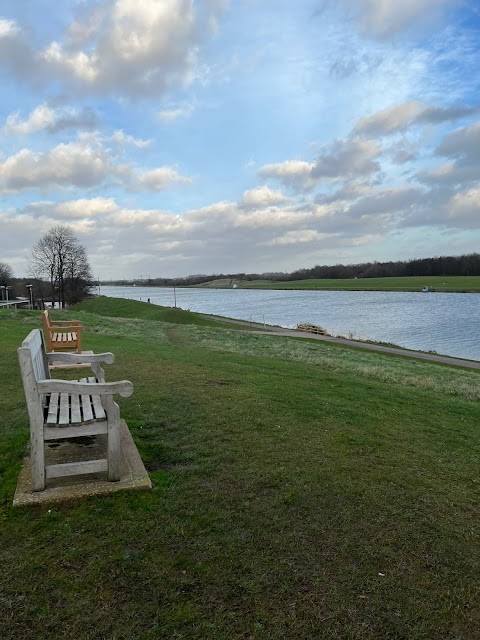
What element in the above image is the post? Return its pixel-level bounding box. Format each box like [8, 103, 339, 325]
[26, 284, 33, 309]
[173, 285, 177, 308]
[0, 285, 4, 301]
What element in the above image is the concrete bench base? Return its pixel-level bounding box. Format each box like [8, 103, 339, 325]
[13, 420, 151, 507]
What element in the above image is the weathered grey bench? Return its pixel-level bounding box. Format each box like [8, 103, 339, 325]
[18, 329, 133, 491]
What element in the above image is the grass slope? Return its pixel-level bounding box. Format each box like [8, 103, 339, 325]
[74, 296, 245, 329]
[238, 275, 480, 292]
[0, 301, 479, 639]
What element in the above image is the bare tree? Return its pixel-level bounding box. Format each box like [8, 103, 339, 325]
[30, 226, 93, 308]
[0, 261, 13, 300]
[0, 261, 13, 285]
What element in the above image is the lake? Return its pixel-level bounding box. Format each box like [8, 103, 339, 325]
[100, 285, 480, 362]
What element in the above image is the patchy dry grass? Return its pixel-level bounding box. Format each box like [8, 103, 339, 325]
[188, 325, 480, 400]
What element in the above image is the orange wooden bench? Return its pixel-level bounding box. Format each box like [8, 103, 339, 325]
[42, 309, 84, 353]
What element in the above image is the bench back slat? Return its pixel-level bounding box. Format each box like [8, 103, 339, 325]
[19, 329, 51, 384]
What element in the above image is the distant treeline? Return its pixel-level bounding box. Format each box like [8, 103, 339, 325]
[106, 252, 480, 287]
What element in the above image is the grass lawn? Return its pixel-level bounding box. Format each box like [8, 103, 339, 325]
[238, 275, 480, 292]
[1, 299, 479, 639]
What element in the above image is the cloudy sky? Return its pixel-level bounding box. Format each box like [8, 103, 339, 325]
[1, 0, 480, 279]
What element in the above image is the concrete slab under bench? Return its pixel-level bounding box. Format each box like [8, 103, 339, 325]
[13, 420, 151, 507]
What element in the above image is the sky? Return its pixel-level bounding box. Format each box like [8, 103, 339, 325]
[1, 0, 480, 280]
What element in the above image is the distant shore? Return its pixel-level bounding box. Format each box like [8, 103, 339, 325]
[190, 275, 480, 293]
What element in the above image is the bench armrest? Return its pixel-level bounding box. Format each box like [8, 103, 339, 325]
[46, 352, 115, 364]
[37, 379, 134, 397]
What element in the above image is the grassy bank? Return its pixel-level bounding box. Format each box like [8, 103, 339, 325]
[1, 299, 479, 639]
[236, 275, 480, 292]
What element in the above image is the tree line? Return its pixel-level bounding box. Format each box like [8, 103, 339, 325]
[106, 252, 480, 287]
[280, 252, 480, 281]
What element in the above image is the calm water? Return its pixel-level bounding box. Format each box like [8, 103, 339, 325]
[101, 286, 480, 361]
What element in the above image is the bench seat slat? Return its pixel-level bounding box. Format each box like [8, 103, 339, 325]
[70, 394, 81, 425]
[91, 394, 106, 421]
[58, 392, 70, 425]
[52, 331, 78, 344]
[45, 391, 107, 426]
[46, 393, 60, 425]
[81, 394, 94, 422]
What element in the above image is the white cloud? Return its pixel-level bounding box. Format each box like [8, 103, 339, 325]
[258, 138, 381, 192]
[339, 0, 459, 40]
[4, 104, 99, 135]
[436, 120, 480, 160]
[0, 135, 192, 194]
[0, 141, 112, 193]
[53, 197, 120, 219]
[235, 206, 314, 230]
[4, 104, 56, 134]
[0, 18, 18, 38]
[354, 100, 480, 138]
[242, 185, 289, 208]
[37, 0, 225, 97]
[257, 160, 318, 191]
[111, 130, 152, 148]
[418, 119, 480, 186]
[262, 230, 334, 246]
[42, 41, 99, 83]
[346, 187, 422, 218]
[447, 186, 480, 224]
[138, 167, 192, 191]
[158, 101, 196, 123]
[312, 137, 381, 180]
[66, 6, 104, 48]
[354, 101, 424, 136]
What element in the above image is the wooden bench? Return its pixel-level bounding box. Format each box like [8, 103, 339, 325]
[18, 329, 133, 491]
[42, 309, 84, 353]
[296, 323, 327, 335]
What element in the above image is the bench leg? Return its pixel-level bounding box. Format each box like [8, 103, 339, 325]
[104, 396, 121, 481]
[30, 416, 46, 491]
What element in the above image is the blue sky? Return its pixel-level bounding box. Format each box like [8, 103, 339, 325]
[1, 0, 480, 279]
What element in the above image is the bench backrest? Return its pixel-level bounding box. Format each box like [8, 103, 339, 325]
[42, 309, 52, 332]
[18, 329, 51, 386]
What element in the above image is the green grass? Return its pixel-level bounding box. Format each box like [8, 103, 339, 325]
[238, 275, 480, 292]
[1, 300, 479, 639]
[73, 296, 250, 329]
